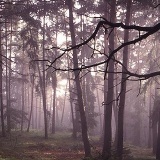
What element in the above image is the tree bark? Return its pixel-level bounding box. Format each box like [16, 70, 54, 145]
[41, 1, 48, 138]
[21, 41, 25, 132]
[96, 87, 103, 133]
[148, 85, 152, 148]
[67, 56, 77, 138]
[38, 96, 42, 130]
[52, 82, 56, 134]
[61, 81, 68, 124]
[51, 34, 57, 134]
[117, 1, 132, 159]
[21, 74, 25, 131]
[5, 18, 11, 133]
[35, 96, 38, 129]
[27, 75, 35, 132]
[67, 0, 91, 157]
[156, 108, 160, 160]
[102, 0, 116, 159]
[0, 24, 5, 137]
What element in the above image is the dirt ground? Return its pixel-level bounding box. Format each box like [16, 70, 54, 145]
[0, 131, 85, 160]
[0, 131, 156, 160]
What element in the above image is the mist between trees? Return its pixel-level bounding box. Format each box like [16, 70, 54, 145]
[0, 0, 160, 160]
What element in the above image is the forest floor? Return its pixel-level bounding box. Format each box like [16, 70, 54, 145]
[0, 131, 156, 160]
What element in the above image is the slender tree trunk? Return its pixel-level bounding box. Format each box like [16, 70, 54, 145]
[0, 24, 5, 137]
[35, 96, 38, 129]
[5, 18, 11, 133]
[67, 0, 91, 157]
[102, 0, 116, 159]
[56, 100, 59, 127]
[65, 19, 77, 138]
[7, 19, 12, 133]
[61, 81, 68, 124]
[39, 96, 42, 130]
[27, 83, 30, 114]
[27, 76, 35, 132]
[42, 56, 48, 138]
[153, 121, 158, 154]
[41, 1, 48, 138]
[113, 98, 118, 145]
[7, 56, 11, 133]
[51, 64, 57, 134]
[5, 19, 9, 134]
[21, 75, 25, 131]
[117, 1, 132, 159]
[96, 87, 102, 133]
[156, 108, 160, 160]
[153, 88, 158, 155]
[67, 54, 77, 138]
[51, 28, 58, 134]
[156, 3, 160, 160]
[52, 85, 56, 134]
[133, 102, 141, 146]
[113, 66, 119, 145]
[35, 34, 48, 137]
[148, 85, 152, 148]
[21, 41, 25, 132]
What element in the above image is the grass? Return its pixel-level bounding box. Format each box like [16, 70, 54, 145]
[0, 131, 84, 160]
[130, 146, 155, 160]
[0, 131, 156, 160]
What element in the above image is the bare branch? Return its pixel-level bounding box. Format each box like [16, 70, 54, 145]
[46, 18, 160, 80]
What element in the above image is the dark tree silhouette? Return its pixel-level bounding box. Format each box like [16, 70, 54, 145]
[117, 0, 132, 159]
[67, 0, 91, 157]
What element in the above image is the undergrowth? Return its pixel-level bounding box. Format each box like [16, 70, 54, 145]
[0, 131, 156, 160]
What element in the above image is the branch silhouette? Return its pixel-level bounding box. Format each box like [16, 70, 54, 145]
[49, 18, 160, 79]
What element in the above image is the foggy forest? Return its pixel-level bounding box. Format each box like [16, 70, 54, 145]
[0, 0, 160, 160]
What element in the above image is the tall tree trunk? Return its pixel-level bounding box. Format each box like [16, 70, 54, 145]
[0, 24, 5, 137]
[153, 95, 158, 154]
[102, 0, 116, 159]
[5, 19, 9, 134]
[39, 96, 42, 130]
[51, 28, 58, 134]
[152, 127, 157, 155]
[52, 77, 57, 134]
[21, 74, 25, 131]
[35, 32, 48, 137]
[156, 108, 160, 160]
[96, 87, 103, 133]
[35, 28, 48, 137]
[67, 0, 91, 157]
[67, 55, 77, 138]
[35, 96, 38, 129]
[7, 20, 12, 133]
[152, 100, 158, 154]
[65, 20, 77, 138]
[61, 81, 68, 124]
[117, 1, 132, 159]
[133, 101, 141, 146]
[113, 66, 119, 145]
[27, 75, 35, 132]
[148, 85, 152, 148]
[113, 98, 118, 145]
[41, 1, 48, 138]
[21, 41, 25, 132]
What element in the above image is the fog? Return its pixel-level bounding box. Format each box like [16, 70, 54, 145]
[0, 0, 160, 160]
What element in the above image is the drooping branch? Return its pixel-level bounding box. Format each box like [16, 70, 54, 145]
[51, 19, 160, 52]
[48, 18, 160, 79]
